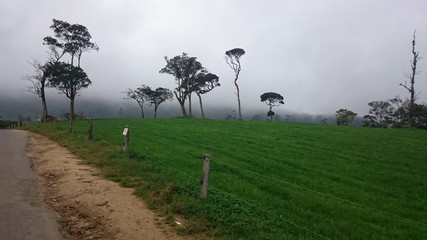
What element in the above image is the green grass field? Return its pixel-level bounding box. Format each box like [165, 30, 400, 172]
[26, 118, 427, 239]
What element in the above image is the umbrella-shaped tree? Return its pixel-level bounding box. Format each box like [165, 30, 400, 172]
[260, 92, 284, 121]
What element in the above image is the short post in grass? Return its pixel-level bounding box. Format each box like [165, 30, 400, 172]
[200, 154, 211, 199]
[87, 117, 93, 140]
[123, 125, 130, 153]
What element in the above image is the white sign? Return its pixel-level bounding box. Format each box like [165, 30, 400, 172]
[122, 127, 129, 136]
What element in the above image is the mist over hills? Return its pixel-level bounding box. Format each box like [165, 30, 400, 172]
[0, 93, 363, 126]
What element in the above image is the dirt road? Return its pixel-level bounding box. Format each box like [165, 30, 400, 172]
[0, 130, 63, 240]
[2, 130, 187, 240]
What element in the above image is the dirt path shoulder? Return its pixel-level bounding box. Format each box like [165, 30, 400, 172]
[27, 132, 184, 240]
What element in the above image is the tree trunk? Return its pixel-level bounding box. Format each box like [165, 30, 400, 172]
[188, 93, 193, 117]
[174, 91, 187, 116]
[234, 77, 242, 120]
[40, 85, 48, 122]
[270, 105, 273, 121]
[154, 104, 159, 119]
[69, 97, 75, 133]
[179, 102, 187, 117]
[77, 52, 82, 68]
[138, 102, 145, 119]
[409, 33, 418, 127]
[197, 93, 205, 119]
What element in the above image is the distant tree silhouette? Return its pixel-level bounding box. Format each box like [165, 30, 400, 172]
[123, 85, 151, 118]
[225, 48, 245, 120]
[260, 92, 284, 121]
[146, 87, 173, 118]
[362, 101, 395, 128]
[160, 53, 206, 116]
[335, 109, 357, 126]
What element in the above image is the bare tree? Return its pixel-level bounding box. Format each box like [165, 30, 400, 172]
[399, 31, 422, 127]
[22, 60, 49, 121]
[225, 48, 245, 120]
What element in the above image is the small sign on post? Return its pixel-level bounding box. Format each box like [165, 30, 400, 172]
[200, 154, 211, 199]
[123, 125, 129, 153]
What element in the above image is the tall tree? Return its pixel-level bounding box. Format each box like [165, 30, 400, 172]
[225, 48, 245, 120]
[146, 87, 173, 118]
[260, 92, 284, 121]
[22, 60, 49, 121]
[123, 85, 151, 118]
[44, 61, 91, 132]
[335, 109, 357, 126]
[399, 31, 421, 127]
[159, 53, 205, 117]
[193, 73, 220, 119]
[43, 19, 99, 67]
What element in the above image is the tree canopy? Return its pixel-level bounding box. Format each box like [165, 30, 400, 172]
[43, 19, 99, 67]
[362, 101, 395, 128]
[335, 109, 357, 126]
[260, 92, 284, 121]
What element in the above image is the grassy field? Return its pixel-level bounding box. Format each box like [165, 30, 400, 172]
[26, 118, 427, 239]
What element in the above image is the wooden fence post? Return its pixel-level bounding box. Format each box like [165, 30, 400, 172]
[200, 154, 211, 199]
[88, 117, 93, 140]
[123, 125, 129, 153]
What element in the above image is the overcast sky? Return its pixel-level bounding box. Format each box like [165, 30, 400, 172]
[1, 0, 426, 116]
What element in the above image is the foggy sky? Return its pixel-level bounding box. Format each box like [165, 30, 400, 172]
[1, 0, 427, 117]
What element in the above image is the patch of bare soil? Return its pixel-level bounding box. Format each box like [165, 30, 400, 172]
[27, 132, 185, 240]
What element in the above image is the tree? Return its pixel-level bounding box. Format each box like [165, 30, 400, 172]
[362, 101, 395, 128]
[44, 61, 91, 132]
[335, 109, 357, 126]
[146, 87, 173, 118]
[159, 53, 206, 117]
[389, 97, 427, 129]
[193, 73, 220, 119]
[43, 19, 99, 67]
[22, 60, 49, 122]
[399, 31, 421, 127]
[260, 92, 284, 121]
[123, 85, 151, 118]
[225, 48, 245, 120]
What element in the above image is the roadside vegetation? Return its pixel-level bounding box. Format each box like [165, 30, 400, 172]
[25, 118, 427, 239]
